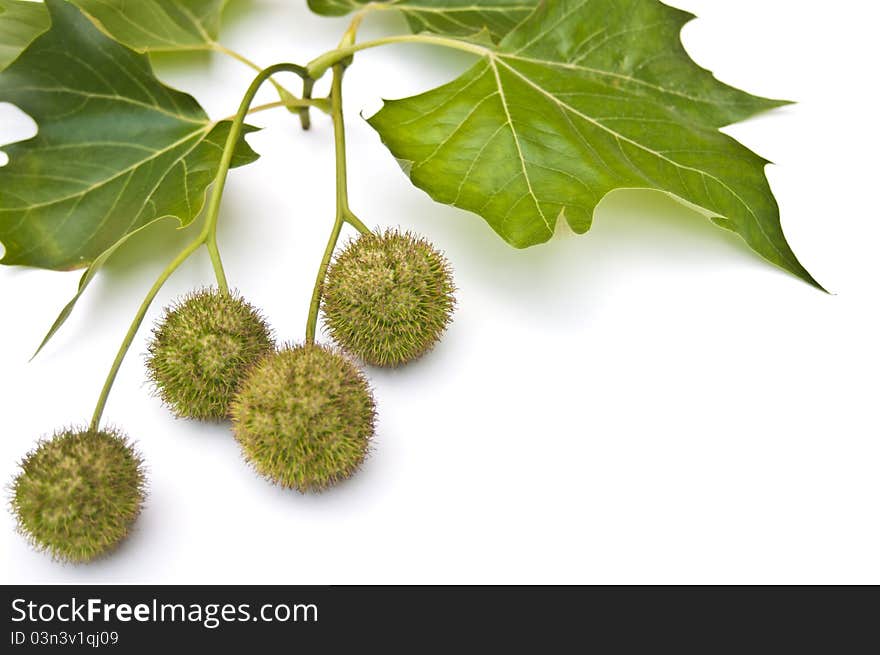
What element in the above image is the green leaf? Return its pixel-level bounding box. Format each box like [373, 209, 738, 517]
[68, 0, 228, 52]
[30, 121, 259, 357]
[0, 0, 50, 70]
[69, 1, 301, 117]
[307, 0, 539, 42]
[367, 0, 818, 288]
[0, 0, 259, 352]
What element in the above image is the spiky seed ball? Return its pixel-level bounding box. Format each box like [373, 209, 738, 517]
[231, 344, 375, 493]
[147, 289, 274, 420]
[322, 229, 455, 367]
[11, 428, 146, 563]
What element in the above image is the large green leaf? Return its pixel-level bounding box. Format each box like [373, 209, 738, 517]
[0, 0, 259, 351]
[0, 0, 50, 70]
[307, 0, 539, 42]
[68, 1, 299, 117]
[368, 0, 818, 287]
[68, 0, 228, 52]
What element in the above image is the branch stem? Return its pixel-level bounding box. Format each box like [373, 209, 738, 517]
[307, 34, 490, 79]
[213, 43, 299, 114]
[89, 238, 201, 431]
[344, 208, 371, 236]
[202, 63, 311, 293]
[305, 65, 371, 344]
[90, 63, 311, 430]
[221, 97, 330, 123]
[306, 217, 343, 346]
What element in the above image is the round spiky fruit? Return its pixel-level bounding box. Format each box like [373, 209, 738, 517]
[11, 427, 146, 563]
[147, 289, 274, 420]
[322, 229, 455, 367]
[231, 344, 375, 492]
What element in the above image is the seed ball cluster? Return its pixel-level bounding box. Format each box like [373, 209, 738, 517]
[147, 289, 274, 420]
[11, 428, 146, 563]
[322, 229, 455, 367]
[231, 344, 375, 493]
[10, 230, 458, 563]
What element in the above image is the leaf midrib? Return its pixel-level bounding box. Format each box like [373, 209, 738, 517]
[501, 53, 753, 109]
[1, 124, 212, 213]
[6, 124, 214, 264]
[397, 37, 790, 265]
[490, 56, 792, 267]
[79, 0, 219, 50]
[489, 58, 550, 234]
[11, 84, 205, 123]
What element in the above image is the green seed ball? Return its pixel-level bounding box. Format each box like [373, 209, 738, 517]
[147, 289, 275, 420]
[231, 344, 375, 493]
[323, 229, 456, 367]
[11, 427, 146, 563]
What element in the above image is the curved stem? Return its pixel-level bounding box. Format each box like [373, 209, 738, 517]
[213, 43, 299, 115]
[89, 238, 202, 431]
[91, 63, 313, 430]
[307, 34, 490, 79]
[306, 217, 343, 346]
[305, 65, 372, 344]
[220, 97, 330, 123]
[344, 208, 371, 236]
[202, 63, 312, 292]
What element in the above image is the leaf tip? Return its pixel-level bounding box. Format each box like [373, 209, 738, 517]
[776, 252, 829, 294]
[804, 272, 830, 294]
[362, 99, 389, 124]
[763, 96, 796, 113]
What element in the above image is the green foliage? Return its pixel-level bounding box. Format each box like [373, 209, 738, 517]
[0, 0, 258, 271]
[0, 0, 259, 353]
[69, 0, 229, 53]
[0, 0, 49, 70]
[323, 229, 455, 366]
[11, 427, 146, 563]
[368, 0, 819, 288]
[307, 0, 538, 42]
[0, 0, 820, 336]
[1, 0, 823, 564]
[231, 344, 375, 492]
[147, 289, 275, 420]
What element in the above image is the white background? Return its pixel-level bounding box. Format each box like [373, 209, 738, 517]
[1, 0, 877, 584]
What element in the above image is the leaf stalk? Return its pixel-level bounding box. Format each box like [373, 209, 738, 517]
[307, 34, 490, 80]
[213, 43, 302, 119]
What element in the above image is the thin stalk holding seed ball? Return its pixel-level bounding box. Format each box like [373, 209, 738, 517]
[89, 237, 202, 431]
[90, 63, 314, 431]
[305, 64, 372, 345]
[203, 62, 314, 294]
